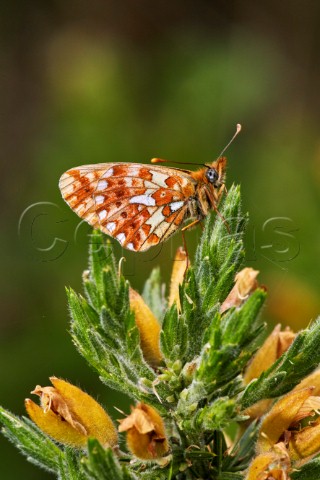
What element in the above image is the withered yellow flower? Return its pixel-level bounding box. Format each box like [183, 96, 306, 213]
[118, 403, 169, 460]
[289, 413, 320, 460]
[220, 267, 260, 313]
[244, 324, 295, 385]
[247, 387, 320, 477]
[246, 443, 291, 480]
[257, 387, 314, 454]
[243, 324, 295, 420]
[168, 247, 188, 310]
[25, 377, 118, 448]
[288, 369, 320, 460]
[129, 288, 162, 367]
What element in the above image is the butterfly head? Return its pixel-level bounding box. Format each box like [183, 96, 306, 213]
[205, 156, 227, 188]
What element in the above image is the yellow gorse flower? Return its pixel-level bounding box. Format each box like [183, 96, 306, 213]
[246, 443, 291, 480]
[247, 385, 320, 479]
[129, 287, 163, 367]
[118, 402, 169, 460]
[289, 413, 320, 460]
[129, 247, 187, 368]
[168, 246, 188, 311]
[257, 387, 314, 454]
[243, 324, 295, 420]
[25, 377, 118, 449]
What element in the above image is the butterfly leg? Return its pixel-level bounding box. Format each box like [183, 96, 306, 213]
[181, 218, 200, 232]
[181, 219, 201, 272]
[219, 183, 228, 196]
[205, 186, 230, 233]
[212, 202, 231, 234]
[181, 230, 189, 272]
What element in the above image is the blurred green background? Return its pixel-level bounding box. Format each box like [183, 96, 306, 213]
[1, 1, 320, 477]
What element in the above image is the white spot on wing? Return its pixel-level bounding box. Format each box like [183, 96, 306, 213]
[170, 200, 184, 212]
[102, 167, 114, 178]
[144, 188, 155, 196]
[145, 208, 165, 227]
[97, 180, 108, 191]
[129, 194, 156, 206]
[106, 222, 116, 232]
[96, 195, 105, 204]
[150, 170, 169, 187]
[127, 242, 135, 250]
[154, 222, 169, 237]
[86, 172, 96, 182]
[128, 166, 141, 177]
[116, 232, 126, 244]
[99, 210, 107, 221]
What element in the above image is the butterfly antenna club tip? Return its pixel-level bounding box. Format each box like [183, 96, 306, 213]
[216, 123, 242, 160]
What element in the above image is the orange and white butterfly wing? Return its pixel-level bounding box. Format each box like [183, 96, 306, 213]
[59, 163, 196, 251]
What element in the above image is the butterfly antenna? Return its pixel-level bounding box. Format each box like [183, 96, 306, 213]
[151, 158, 203, 166]
[215, 123, 242, 160]
[151, 123, 242, 167]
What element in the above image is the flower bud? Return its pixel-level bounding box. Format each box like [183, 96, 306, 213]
[118, 403, 169, 460]
[25, 377, 118, 448]
[129, 288, 162, 367]
[181, 360, 197, 386]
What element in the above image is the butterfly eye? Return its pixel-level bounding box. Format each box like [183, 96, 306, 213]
[206, 168, 219, 184]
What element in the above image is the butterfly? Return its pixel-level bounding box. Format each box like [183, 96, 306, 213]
[59, 157, 227, 252]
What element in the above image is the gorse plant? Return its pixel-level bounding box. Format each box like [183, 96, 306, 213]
[2, 185, 320, 479]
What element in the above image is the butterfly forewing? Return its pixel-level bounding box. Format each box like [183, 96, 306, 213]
[59, 163, 196, 251]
